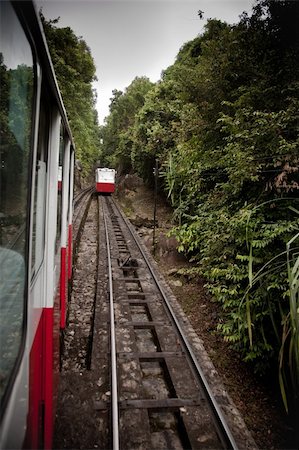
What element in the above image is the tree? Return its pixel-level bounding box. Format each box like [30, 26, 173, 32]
[101, 77, 154, 173]
[40, 13, 101, 175]
[100, 1, 299, 406]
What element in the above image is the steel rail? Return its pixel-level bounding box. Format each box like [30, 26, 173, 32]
[73, 186, 95, 208]
[101, 197, 120, 450]
[111, 197, 239, 450]
[73, 187, 94, 227]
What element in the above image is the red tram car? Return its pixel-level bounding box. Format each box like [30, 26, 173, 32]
[95, 167, 116, 194]
[0, 1, 75, 448]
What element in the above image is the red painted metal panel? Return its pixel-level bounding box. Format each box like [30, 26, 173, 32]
[60, 247, 67, 329]
[51, 289, 61, 446]
[25, 315, 43, 449]
[43, 308, 54, 450]
[96, 182, 115, 193]
[68, 224, 72, 280]
[52, 289, 60, 398]
[25, 308, 59, 449]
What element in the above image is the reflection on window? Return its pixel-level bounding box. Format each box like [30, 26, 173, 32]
[31, 94, 49, 278]
[0, 2, 34, 400]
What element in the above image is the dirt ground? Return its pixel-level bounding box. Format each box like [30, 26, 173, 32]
[116, 177, 296, 450]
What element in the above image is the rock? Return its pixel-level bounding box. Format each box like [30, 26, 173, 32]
[169, 279, 183, 287]
[167, 268, 179, 276]
[131, 215, 156, 228]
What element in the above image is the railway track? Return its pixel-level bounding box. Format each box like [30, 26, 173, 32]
[73, 186, 95, 232]
[54, 191, 256, 450]
[72, 186, 95, 264]
[101, 195, 237, 450]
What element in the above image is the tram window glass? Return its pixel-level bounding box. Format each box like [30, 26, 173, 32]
[0, 2, 34, 399]
[55, 126, 64, 252]
[31, 93, 49, 278]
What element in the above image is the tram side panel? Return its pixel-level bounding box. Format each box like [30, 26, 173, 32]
[0, 2, 75, 449]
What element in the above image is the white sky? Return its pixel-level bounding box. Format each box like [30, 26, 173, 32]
[36, 0, 256, 125]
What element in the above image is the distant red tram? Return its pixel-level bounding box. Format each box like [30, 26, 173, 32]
[96, 168, 116, 194]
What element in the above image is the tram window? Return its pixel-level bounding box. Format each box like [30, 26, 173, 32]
[0, 2, 34, 399]
[55, 127, 64, 253]
[31, 93, 49, 278]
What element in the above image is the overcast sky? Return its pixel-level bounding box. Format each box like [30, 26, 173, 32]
[36, 0, 256, 125]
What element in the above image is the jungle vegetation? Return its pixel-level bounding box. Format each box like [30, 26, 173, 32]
[100, 0, 299, 412]
[41, 12, 101, 174]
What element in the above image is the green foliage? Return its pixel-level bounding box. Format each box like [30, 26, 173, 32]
[131, 80, 184, 185]
[40, 13, 100, 174]
[101, 0, 299, 408]
[280, 215, 299, 413]
[100, 77, 154, 173]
